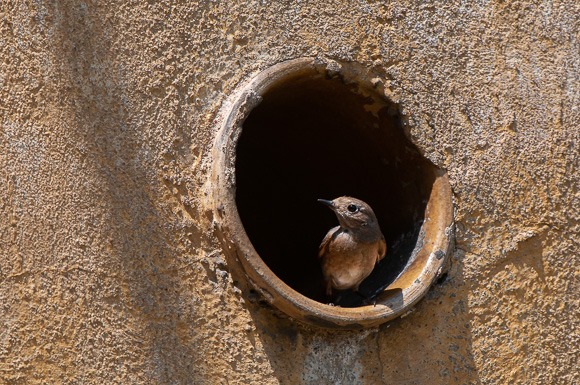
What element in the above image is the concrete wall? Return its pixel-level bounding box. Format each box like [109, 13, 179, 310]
[1, 1, 578, 383]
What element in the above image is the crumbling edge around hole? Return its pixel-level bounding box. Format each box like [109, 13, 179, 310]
[210, 57, 455, 329]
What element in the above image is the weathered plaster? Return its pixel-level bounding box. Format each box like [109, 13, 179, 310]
[0, 1, 578, 384]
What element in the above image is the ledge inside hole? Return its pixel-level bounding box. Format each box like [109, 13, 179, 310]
[235, 69, 436, 307]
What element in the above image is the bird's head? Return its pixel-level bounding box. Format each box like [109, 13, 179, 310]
[318, 196, 378, 231]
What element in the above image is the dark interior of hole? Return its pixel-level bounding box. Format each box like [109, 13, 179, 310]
[235, 75, 436, 306]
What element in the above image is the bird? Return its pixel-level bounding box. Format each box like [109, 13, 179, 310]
[318, 196, 387, 299]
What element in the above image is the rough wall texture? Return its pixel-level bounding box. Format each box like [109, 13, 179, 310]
[0, 1, 578, 384]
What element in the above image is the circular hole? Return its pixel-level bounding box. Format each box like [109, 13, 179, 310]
[236, 73, 432, 304]
[212, 58, 454, 328]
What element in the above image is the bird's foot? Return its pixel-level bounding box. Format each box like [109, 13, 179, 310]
[354, 290, 377, 306]
[362, 297, 377, 306]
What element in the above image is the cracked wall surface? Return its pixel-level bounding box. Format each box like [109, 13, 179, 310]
[0, 1, 578, 384]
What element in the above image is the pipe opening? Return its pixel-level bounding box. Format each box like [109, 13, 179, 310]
[235, 71, 436, 306]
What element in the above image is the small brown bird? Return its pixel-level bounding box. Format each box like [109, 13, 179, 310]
[318, 196, 387, 297]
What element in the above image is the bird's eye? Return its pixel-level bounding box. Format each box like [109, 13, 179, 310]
[347, 204, 359, 213]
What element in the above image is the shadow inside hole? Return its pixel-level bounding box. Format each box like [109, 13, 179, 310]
[235, 75, 435, 306]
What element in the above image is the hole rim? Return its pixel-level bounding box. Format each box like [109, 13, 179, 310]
[211, 57, 454, 329]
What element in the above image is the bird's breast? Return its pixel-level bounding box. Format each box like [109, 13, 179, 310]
[321, 231, 381, 289]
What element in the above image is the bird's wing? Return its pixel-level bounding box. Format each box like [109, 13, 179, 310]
[377, 235, 387, 263]
[318, 226, 340, 258]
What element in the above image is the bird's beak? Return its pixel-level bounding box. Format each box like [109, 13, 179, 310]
[318, 199, 335, 209]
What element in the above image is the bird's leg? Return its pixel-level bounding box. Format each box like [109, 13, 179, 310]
[353, 286, 377, 306]
[325, 281, 337, 305]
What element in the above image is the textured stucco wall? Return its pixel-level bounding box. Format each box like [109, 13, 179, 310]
[1, 1, 578, 384]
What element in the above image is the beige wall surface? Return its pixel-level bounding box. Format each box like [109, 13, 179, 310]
[1, 1, 578, 384]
